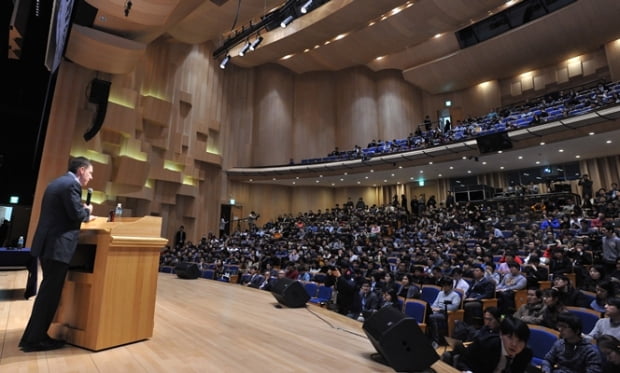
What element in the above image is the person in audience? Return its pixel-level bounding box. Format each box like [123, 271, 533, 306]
[396, 274, 420, 299]
[463, 264, 496, 327]
[583, 264, 607, 292]
[496, 262, 528, 314]
[349, 280, 380, 321]
[579, 174, 594, 207]
[542, 312, 602, 373]
[522, 255, 549, 288]
[586, 297, 620, 341]
[601, 224, 620, 274]
[549, 247, 574, 276]
[590, 280, 616, 313]
[428, 277, 461, 345]
[258, 271, 273, 291]
[552, 273, 589, 308]
[597, 334, 620, 373]
[455, 316, 533, 373]
[513, 287, 545, 325]
[243, 266, 264, 288]
[379, 288, 400, 310]
[451, 267, 470, 293]
[541, 288, 568, 330]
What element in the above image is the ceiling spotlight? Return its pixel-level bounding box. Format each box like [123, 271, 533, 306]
[281, 15, 294, 28]
[219, 55, 231, 69]
[300, 0, 313, 14]
[238, 42, 251, 56]
[124, 0, 132, 17]
[249, 36, 263, 51]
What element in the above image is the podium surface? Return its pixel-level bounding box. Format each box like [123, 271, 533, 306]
[51, 216, 168, 351]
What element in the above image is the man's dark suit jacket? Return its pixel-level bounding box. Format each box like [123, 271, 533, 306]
[31, 172, 90, 264]
[457, 333, 533, 373]
[466, 276, 496, 300]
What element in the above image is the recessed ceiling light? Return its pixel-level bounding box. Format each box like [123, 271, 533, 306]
[391, 173, 395, 177]
[462, 156, 467, 160]
[540, 142, 545, 146]
[535, 161, 540, 164]
[419, 170, 424, 174]
[500, 166, 505, 170]
[467, 170, 472, 173]
[482, 161, 487, 165]
[576, 155, 581, 159]
[429, 161, 433, 165]
[558, 149, 564, 152]
[606, 140, 613, 144]
[589, 132, 595, 135]
[438, 174, 442, 177]
[518, 156, 523, 159]
[449, 166, 454, 170]
[498, 150, 503, 154]
[357, 181, 361, 184]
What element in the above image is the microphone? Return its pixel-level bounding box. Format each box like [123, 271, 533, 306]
[86, 188, 93, 205]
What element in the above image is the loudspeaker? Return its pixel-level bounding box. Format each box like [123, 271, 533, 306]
[362, 307, 439, 372]
[175, 262, 200, 279]
[84, 79, 111, 141]
[270, 278, 309, 308]
[476, 131, 513, 154]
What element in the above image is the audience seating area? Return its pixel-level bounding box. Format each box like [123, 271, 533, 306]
[300, 80, 620, 165]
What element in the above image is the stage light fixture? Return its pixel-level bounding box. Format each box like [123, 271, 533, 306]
[280, 15, 294, 28]
[219, 54, 231, 69]
[249, 36, 263, 51]
[238, 41, 251, 56]
[301, 0, 313, 14]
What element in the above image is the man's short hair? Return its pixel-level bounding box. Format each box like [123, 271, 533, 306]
[68, 156, 91, 173]
[500, 316, 530, 342]
[557, 311, 582, 334]
[606, 297, 620, 309]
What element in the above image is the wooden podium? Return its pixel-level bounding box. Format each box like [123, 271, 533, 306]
[50, 216, 168, 351]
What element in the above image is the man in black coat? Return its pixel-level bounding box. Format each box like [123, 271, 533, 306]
[19, 156, 95, 352]
[457, 316, 533, 373]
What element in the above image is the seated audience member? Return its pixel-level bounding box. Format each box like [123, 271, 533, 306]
[552, 273, 589, 308]
[455, 316, 533, 373]
[513, 287, 545, 325]
[522, 255, 549, 288]
[542, 312, 602, 373]
[609, 258, 620, 283]
[496, 262, 528, 314]
[245, 266, 265, 288]
[548, 247, 574, 276]
[258, 271, 273, 291]
[582, 264, 606, 292]
[463, 264, 496, 326]
[586, 297, 620, 341]
[590, 280, 616, 313]
[379, 289, 401, 310]
[597, 334, 620, 373]
[541, 288, 568, 330]
[451, 267, 471, 293]
[349, 280, 380, 321]
[428, 277, 461, 345]
[396, 274, 420, 299]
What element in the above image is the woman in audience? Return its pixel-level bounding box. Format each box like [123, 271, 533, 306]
[541, 288, 567, 330]
[597, 334, 620, 373]
[583, 264, 607, 292]
[396, 274, 420, 299]
[590, 280, 616, 313]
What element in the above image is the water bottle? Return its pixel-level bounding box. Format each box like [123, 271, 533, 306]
[115, 203, 123, 219]
[17, 235, 24, 249]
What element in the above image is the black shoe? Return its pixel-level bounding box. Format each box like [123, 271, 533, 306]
[20, 338, 65, 352]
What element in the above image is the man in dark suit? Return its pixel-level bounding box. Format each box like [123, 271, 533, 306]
[457, 316, 533, 373]
[19, 156, 95, 352]
[463, 264, 496, 326]
[174, 225, 186, 248]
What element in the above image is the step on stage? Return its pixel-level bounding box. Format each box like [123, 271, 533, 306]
[0, 270, 457, 372]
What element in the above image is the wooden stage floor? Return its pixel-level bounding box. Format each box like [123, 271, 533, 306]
[0, 269, 457, 372]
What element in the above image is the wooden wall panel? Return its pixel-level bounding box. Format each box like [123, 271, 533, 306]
[605, 39, 620, 82]
[252, 64, 295, 166]
[293, 72, 336, 162]
[335, 67, 378, 147]
[376, 69, 422, 141]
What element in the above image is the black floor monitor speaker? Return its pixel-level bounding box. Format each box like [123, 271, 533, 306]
[271, 278, 309, 308]
[175, 262, 200, 279]
[363, 307, 439, 372]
